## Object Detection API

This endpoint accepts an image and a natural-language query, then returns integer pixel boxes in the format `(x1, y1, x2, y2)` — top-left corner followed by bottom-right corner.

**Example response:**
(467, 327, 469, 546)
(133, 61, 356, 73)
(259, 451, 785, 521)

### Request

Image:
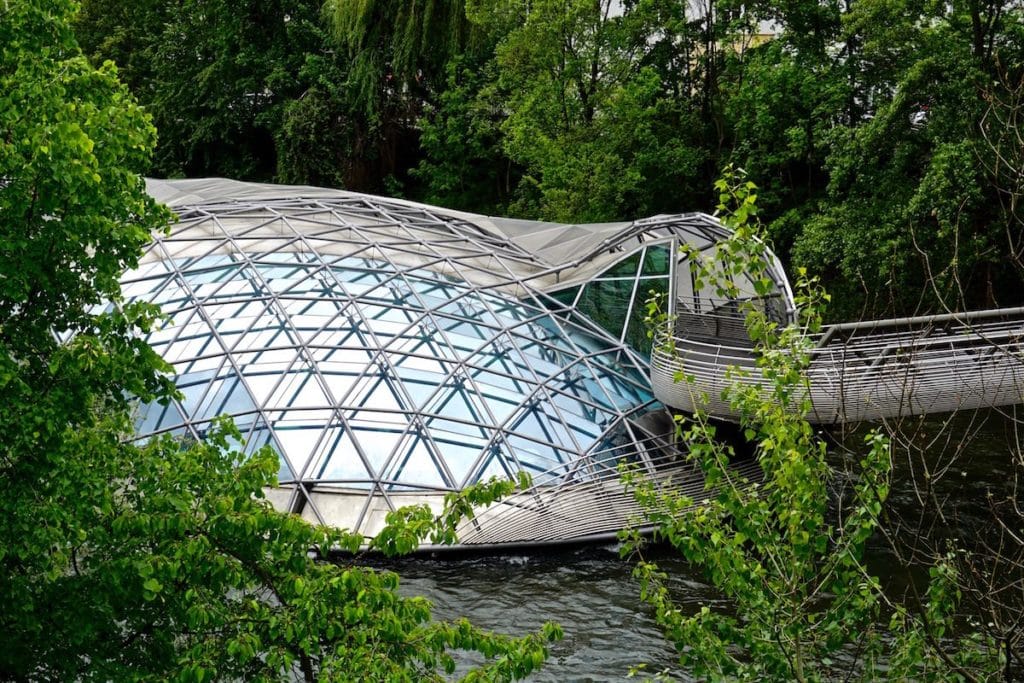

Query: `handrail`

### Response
(650, 305, 1024, 424)
(814, 305, 1024, 347)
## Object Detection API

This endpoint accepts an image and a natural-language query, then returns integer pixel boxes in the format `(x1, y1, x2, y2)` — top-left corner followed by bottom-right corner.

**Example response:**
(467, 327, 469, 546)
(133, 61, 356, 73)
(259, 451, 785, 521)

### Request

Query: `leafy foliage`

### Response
(789, 0, 1023, 316)
(323, 0, 481, 119)
(26, 418, 560, 681)
(1, 0, 174, 618)
(3, 2, 560, 679)
(70, 0, 1024, 314)
(622, 169, 1004, 681)
(413, 56, 517, 213)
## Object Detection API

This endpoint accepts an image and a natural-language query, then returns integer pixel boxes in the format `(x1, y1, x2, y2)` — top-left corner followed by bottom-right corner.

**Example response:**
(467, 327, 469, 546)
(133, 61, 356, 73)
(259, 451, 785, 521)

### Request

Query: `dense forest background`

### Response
(75, 0, 1024, 320)
(4, 2, 1023, 677)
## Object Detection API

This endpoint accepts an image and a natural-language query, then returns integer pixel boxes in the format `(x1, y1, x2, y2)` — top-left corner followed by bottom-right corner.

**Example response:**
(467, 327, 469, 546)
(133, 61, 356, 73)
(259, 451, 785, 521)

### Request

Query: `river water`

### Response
(387, 408, 1023, 681)
(392, 544, 700, 681)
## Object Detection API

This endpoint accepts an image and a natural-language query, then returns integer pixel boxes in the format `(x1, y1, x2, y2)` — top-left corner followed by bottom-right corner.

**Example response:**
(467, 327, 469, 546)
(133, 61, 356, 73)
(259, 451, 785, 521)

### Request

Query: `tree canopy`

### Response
(73, 0, 1024, 316)
(2, 1, 559, 678)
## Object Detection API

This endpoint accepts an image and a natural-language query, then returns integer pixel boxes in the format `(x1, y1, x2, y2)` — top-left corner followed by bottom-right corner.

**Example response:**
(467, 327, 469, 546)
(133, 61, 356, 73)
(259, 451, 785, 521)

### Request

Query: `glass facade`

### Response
(555, 243, 673, 355)
(127, 252, 655, 493)
(126, 179, 790, 545)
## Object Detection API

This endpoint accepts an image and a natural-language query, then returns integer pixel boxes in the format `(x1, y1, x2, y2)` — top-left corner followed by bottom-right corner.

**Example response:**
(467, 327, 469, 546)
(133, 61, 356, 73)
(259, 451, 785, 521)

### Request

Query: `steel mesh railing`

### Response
(652, 305, 1024, 424)
(452, 433, 763, 548)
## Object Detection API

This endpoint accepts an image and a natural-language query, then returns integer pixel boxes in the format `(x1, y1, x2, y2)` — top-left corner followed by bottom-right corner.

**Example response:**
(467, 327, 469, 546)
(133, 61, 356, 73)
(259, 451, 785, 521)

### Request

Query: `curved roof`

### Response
(144, 177, 792, 297)
(128, 178, 782, 545)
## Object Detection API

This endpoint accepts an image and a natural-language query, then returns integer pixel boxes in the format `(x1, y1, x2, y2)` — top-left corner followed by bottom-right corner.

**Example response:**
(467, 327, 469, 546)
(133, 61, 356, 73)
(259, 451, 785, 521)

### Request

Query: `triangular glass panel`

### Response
(424, 386, 481, 423)
(423, 416, 489, 443)
(242, 370, 281, 407)
(603, 251, 643, 278)
(544, 286, 580, 311)
(349, 420, 409, 477)
(509, 408, 566, 454)
(150, 279, 193, 309)
(291, 303, 347, 344)
(429, 439, 485, 488)
(547, 385, 600, 425)
(463, 375, 521, 423)
(230, 322, 294, 355)
(338, 268, 386, 297)
(189, 266, 250, 301)
(468, 446, 514, 485)
(409, 278, 461, 310)
(641, 244, 671, 276)
(176, 368, 220, 419)
(389, 347, 450, 376)
(434, 318, 490, 356)
(308, 319, 364, 348)
(269, 370, 329, 410)
(272, 421, 329, 478)
(387, 437, 448, 489)
(423, 417, 487, 481)
(135, 398, 187, 435)
(568, 413, 606, 444)
(476, 328, 543, 379)
(311, 427, 372, 483)
(534, 411, 575, 451)
(263, 264, 319, 294)
(165, 330, 221, 367)
(316, 369, 363, 406)
(346, 372, 411, 412)
(145, 306, 197, 349)
(194, 372, 257, 420)
(359, 303, 416, 340)
(579, 279, 636, 342)
(506, 435, 563, 476)
(393, 365, 441, 410)
(122, 272, 172, 302)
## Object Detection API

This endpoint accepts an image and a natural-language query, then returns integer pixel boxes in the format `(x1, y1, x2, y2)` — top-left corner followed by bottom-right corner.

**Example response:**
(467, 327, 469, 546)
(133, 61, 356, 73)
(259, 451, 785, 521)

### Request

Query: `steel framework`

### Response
(125, 179, 791, 547)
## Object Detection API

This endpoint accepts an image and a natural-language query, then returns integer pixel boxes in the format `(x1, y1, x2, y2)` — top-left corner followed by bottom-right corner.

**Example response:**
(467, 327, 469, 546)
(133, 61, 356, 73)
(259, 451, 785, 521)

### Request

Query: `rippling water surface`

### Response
(389, 545, 709, 681)
(381, 410, 1022, 681)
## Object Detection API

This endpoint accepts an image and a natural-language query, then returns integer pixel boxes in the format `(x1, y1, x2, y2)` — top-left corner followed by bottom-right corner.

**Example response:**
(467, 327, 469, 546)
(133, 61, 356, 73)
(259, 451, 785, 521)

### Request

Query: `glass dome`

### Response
(124, 179, 779, 547)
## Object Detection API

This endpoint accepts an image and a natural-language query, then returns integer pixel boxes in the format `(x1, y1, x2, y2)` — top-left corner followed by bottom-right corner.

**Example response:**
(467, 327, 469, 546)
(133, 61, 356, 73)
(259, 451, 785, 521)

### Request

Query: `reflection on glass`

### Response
(549, 244, 673, 357)
(128, 251, 656, 495)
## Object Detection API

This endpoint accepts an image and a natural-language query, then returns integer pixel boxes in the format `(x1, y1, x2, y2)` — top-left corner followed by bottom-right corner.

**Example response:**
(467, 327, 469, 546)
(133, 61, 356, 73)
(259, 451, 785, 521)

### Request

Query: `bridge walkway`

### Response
(650, 306, 1024, 424)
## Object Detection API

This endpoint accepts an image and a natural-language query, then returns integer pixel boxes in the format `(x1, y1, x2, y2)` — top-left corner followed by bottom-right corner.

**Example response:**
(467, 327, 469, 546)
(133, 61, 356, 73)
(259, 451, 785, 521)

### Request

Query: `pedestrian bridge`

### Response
(651, 304, 1024, 424)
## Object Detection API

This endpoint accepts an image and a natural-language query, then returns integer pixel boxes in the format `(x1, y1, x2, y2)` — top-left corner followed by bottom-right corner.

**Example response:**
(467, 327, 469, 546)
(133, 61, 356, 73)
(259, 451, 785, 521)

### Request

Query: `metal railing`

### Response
(652, 305, 1024, 424)
(452, 433, 763, 547)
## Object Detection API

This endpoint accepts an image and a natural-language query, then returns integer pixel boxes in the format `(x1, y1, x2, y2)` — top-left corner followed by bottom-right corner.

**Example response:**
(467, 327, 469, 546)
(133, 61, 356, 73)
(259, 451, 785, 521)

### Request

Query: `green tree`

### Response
(274, 53, 362, 189)
(76, 0, 337, 181)
(2, 0, 177, 669)
(790, 0, 1024, 317)
(323, 0, 483, 119)
(2, 1, 559, 678)
(77, 0, 430, 192)
(624, 170, 1003, 680)
(413, 56, 518, 213)
(73, 0, 171, 97)
(719, 0, 849, 255)
(463, 0, 708, 222)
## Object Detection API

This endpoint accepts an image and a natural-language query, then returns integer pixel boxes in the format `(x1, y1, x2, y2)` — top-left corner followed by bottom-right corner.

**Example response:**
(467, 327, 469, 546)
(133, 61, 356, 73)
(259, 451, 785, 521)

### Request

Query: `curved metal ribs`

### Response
(652, 306, 1024, 424)
(452, 435, 763, 548)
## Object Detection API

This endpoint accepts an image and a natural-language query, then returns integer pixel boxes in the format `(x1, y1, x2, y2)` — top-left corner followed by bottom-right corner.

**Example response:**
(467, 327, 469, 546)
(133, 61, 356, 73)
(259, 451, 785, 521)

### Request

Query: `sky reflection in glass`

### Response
(127, 251, 656, 493)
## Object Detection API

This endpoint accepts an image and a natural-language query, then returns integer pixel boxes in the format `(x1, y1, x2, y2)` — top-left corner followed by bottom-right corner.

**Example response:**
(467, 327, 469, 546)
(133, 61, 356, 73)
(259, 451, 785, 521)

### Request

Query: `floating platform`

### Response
(129, 179, 782, 548)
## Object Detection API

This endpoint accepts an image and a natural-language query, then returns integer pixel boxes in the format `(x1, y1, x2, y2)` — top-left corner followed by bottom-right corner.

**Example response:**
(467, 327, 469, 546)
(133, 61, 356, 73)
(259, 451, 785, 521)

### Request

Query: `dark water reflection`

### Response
(382, 409, 1022, 681)
(389, 545, 711, 681)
